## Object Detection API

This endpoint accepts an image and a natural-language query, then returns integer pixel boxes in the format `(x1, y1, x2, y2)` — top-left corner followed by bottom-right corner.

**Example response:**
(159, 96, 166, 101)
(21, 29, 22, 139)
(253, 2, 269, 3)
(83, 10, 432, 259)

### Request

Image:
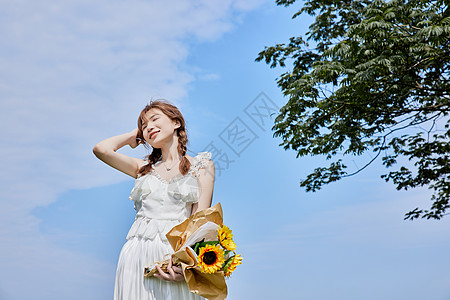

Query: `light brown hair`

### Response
(136, 100, 191, 176)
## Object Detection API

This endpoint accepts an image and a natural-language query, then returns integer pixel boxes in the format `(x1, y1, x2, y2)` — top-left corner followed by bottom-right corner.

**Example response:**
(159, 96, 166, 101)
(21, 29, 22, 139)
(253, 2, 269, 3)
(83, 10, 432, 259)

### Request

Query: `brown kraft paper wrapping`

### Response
(145, 203, 227, 300)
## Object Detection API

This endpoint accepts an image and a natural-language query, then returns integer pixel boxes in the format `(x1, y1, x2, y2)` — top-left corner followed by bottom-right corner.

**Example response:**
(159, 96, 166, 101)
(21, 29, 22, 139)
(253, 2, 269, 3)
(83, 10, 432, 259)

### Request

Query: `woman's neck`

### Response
(159, 137, 181, 163)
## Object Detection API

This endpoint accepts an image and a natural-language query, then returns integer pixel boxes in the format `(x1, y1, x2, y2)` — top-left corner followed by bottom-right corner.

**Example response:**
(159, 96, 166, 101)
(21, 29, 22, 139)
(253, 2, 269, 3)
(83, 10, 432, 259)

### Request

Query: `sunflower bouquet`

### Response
(144, 203, 242, 300)
(193, 224, 242, 277)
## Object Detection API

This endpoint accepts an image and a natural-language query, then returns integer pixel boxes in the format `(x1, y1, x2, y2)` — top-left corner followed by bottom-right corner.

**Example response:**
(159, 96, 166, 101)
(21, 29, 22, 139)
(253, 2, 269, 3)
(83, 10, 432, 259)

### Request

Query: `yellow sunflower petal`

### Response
(218, 225, 236, 251)
(221, 239, 237, 251)
(218, 225, 233, 241)
(197, 244, 225, 274)
(225, 254, 243, 277)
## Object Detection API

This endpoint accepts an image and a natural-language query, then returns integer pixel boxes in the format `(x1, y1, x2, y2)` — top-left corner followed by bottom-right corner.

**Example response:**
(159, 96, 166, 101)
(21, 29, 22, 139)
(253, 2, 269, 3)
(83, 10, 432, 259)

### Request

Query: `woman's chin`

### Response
(149, 139, 164, 149)
(148, 134, 176, 149)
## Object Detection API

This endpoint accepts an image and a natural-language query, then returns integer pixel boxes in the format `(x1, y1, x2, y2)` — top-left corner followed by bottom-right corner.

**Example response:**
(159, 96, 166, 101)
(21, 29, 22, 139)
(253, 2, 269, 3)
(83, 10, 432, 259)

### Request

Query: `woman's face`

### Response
(141, 108, 180, 148)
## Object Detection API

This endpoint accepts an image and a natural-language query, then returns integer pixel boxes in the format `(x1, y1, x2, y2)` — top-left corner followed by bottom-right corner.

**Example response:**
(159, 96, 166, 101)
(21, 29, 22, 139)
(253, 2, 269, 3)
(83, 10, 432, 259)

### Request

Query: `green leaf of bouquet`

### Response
(192, 243, 200, 254)
(192, 240, 219, 254)
(222, 255, 235, 272)
(197, 241, 219, 248)
(192, 238, 206, 254)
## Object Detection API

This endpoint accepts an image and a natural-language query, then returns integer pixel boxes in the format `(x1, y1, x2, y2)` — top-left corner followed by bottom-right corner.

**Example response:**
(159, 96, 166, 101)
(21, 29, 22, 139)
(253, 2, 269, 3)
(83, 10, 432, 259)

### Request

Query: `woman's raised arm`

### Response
(93, 128, 146, 178)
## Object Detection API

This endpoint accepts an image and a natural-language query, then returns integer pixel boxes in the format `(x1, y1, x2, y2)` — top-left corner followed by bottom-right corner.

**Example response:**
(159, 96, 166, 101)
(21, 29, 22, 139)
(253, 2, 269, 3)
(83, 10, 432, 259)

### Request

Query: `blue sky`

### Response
(1, 1, 450, 299)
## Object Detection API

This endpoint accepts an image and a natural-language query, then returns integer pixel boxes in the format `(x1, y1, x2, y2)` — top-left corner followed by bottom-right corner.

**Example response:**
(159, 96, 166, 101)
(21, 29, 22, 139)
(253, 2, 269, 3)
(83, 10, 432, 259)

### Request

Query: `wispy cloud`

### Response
(233, 188, 450, 299)
(0, 0, 266, 298)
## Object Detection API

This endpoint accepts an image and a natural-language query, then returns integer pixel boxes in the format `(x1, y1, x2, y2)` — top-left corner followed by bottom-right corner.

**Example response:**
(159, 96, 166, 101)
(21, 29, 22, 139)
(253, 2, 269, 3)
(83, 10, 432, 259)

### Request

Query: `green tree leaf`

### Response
(257, 0, 450, 220)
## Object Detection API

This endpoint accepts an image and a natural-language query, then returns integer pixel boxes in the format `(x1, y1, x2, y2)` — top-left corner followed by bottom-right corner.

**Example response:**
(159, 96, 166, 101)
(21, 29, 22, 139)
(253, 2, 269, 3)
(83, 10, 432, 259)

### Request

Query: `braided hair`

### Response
(136, 100, 191, 176)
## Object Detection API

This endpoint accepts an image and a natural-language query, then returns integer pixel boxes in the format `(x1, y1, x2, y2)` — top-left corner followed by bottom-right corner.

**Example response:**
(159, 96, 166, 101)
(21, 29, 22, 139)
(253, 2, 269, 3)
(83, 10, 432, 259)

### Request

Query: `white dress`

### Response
(114, 152, 212, 300)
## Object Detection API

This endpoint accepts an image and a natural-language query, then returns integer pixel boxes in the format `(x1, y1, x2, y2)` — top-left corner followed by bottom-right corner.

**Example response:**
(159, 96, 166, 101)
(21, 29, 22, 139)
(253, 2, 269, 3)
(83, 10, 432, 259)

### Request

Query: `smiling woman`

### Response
(93, 99, 215, 300)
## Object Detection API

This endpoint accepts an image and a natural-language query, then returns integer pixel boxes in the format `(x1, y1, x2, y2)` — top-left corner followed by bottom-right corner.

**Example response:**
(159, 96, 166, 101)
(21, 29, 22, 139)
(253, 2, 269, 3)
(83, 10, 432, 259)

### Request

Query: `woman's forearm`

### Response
(93, 130, 137, 155)
(92, 129, 143, 178)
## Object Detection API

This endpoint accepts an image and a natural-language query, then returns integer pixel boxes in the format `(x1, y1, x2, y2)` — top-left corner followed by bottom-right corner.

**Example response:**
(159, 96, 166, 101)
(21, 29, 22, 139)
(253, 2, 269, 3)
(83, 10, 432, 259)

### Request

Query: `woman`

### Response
(93, 100, 215, 299)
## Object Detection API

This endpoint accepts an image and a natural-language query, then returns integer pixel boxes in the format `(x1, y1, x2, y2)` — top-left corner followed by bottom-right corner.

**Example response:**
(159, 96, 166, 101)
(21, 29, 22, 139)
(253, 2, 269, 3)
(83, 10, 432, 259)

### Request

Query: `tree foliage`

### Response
(256, 0, 450, 220)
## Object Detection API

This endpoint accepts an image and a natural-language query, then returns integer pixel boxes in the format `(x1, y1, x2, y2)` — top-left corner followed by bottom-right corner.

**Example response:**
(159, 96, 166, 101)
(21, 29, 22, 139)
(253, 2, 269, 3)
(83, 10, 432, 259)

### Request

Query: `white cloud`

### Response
(234, 188, 450, 299)
(0, 0, 267, 298)
(198, 72, 221, 81)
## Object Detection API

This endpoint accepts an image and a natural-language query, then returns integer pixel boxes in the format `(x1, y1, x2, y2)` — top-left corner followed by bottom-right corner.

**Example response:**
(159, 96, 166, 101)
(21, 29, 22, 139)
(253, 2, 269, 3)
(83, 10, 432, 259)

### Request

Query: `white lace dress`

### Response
(113, 152, 212, 300)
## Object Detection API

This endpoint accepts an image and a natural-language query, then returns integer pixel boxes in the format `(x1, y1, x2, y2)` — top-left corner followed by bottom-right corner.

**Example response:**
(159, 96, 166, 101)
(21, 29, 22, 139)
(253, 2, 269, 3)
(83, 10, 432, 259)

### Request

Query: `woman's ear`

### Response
(174, 120, 181, 129)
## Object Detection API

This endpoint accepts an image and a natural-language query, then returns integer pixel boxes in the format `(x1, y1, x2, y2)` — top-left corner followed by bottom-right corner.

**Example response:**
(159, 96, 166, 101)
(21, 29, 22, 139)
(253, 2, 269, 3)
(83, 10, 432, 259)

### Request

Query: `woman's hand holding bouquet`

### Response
(144, 203, 242, 300)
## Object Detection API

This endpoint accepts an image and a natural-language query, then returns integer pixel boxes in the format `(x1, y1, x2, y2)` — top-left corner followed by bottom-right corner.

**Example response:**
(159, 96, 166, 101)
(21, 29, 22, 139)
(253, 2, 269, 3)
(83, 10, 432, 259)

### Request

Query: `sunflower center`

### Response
(203, 251, 217, 265)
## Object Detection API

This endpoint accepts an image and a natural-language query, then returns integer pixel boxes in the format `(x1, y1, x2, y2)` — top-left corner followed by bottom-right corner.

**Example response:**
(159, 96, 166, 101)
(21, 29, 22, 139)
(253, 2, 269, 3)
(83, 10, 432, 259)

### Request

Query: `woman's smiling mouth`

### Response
(149, 131, 159, 139)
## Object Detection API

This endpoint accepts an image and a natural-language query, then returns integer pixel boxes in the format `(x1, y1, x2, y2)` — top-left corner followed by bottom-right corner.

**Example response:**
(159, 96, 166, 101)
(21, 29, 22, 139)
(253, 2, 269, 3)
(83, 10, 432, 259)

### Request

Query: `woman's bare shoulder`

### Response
(185, 154, 195, 164)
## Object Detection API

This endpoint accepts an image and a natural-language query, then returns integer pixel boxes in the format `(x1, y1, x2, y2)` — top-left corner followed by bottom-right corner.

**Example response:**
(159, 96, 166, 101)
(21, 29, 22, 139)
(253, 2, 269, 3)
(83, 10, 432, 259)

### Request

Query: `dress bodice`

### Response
(126, 152, 212, 242)
(115, 151, 212, 300)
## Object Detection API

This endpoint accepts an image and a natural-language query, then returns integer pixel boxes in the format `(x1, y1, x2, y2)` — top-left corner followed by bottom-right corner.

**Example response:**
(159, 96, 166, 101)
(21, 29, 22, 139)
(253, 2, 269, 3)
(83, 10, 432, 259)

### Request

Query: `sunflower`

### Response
(224, 254, 243, 277)
(217, 225, 236, 251)
(197, 244, 225, 274)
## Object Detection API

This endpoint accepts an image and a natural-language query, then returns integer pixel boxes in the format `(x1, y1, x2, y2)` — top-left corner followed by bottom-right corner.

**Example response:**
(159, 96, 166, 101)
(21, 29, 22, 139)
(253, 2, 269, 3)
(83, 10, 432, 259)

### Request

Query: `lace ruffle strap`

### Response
(191, 151, 212, 177)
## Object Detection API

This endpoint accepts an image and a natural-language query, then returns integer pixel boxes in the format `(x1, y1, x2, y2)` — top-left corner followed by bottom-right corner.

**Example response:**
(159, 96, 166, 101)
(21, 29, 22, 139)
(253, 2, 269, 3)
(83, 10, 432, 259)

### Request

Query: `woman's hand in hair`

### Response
(92, 129, 146, 178)
(129, 128, 142, 149)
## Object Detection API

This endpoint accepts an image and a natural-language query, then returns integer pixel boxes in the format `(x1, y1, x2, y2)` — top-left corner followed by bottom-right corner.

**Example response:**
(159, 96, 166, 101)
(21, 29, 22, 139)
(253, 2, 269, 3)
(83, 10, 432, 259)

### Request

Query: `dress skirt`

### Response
(113, 218, 204, 300)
